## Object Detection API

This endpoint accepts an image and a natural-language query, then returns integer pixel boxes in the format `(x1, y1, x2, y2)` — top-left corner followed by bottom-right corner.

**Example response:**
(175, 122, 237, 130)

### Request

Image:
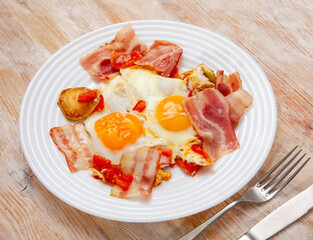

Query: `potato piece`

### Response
(57, 87, 100, 121)
(179, 63, 216, 93)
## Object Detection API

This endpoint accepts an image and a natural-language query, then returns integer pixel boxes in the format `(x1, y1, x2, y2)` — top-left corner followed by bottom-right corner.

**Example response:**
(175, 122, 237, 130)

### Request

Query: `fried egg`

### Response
(85, 67, 205, 165)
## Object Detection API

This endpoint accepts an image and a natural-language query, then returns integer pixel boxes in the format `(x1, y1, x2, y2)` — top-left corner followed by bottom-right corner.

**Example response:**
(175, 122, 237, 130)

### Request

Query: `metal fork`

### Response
(178, 146, 310, 240)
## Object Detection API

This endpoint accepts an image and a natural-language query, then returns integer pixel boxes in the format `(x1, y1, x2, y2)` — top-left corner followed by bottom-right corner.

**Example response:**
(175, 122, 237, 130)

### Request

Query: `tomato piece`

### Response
(78, 90, 98, 102)
(190, 143, 208, 158)
(93, 94, 104, 112)
(92, 175, 101, 180)
(175, 158, 201, 177)
(190, 143, 213, 164)
(161, 148, 172, 158)
(111, 51, 142, 69)
(93, 155, 112, 172)
(102, 168, 133, 191)
(92, 155, 133, 191)
(132, 100, 146, 112)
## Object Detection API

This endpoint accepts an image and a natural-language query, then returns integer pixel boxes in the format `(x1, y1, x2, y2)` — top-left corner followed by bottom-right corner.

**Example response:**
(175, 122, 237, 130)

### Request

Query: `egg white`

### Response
(120, 68, 189, 110)
(121, 68, 197, 148)
(85, 67, 200, 165)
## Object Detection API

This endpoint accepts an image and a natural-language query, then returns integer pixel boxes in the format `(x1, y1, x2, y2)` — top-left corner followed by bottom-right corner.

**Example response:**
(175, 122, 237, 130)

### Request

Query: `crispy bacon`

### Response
(159, 148, 173, 168)
(94, 59, 120, 80)
(49, 123, 94, 172)
(215, 70, 224, 90)
(80, 24, 147, 80)
(216, 71, 242, 96)
(169, 66, 179, 78)
(228, 72, 242, 91)
(111, 24, 147, 54)
(135, 40, 182, 77)
(80, 46, 112, 72)
(226, 89, 253, 127)
(111, 146, 172, 198)
(182, 88, 240, 162)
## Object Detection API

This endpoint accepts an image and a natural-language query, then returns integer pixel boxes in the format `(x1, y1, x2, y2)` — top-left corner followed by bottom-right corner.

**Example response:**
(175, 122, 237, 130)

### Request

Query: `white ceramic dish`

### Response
(19, 20, 277, 222)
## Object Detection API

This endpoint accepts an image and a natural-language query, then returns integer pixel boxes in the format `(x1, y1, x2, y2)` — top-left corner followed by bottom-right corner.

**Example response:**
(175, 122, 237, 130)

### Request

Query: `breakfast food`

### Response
(50, 24, 253, 199)
(135, 40, 182, 77)
(57, 87, 101, 121)
(50, 122, 95, 172)
(179, 63, 216, 93)
(80, 23, 148, 80)
(183, 88, 240, 161)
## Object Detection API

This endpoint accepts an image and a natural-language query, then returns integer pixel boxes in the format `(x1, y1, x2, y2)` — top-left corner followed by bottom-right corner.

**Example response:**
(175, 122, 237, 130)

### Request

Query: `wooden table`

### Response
(1, 0, 312, 239)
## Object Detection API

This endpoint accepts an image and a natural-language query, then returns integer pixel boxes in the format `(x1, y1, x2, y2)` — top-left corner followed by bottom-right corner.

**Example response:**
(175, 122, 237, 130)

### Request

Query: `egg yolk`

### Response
(156, 95, 191, 131)
(94, 112, 143, 151)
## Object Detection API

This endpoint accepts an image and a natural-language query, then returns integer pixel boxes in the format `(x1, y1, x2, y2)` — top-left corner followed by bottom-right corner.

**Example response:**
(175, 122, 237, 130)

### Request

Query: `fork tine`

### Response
(268, 157, 310, 197)
(264, 153, 306, 193)
(257, 145, 299, 187)
(261, 149, 302, 189)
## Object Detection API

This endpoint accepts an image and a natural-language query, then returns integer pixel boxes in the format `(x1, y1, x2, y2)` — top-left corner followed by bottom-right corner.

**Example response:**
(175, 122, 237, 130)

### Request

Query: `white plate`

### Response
(19, 20, 277, 222)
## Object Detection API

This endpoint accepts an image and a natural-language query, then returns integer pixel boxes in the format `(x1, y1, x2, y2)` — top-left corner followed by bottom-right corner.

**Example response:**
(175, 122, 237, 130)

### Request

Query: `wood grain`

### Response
(0, 0, 312, 239)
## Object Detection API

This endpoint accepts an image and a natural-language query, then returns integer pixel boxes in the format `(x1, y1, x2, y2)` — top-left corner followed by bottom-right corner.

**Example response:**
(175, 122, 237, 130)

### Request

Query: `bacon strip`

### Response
(49, 123, 94, 172)
(183, 88, 239, 161)
(111, 146, 172, 198)
(80, 24, 147, 80)
(215, 70, 224, 90)
(216, 71, 242, 96)
(159, 148, 173, 168)
(135, 40, 183, 77)
(226, 89, 253, 127)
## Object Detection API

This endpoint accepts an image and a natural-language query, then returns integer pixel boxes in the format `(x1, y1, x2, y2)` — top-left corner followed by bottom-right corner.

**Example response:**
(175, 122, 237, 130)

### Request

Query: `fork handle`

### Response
(178, 199, 246, 240)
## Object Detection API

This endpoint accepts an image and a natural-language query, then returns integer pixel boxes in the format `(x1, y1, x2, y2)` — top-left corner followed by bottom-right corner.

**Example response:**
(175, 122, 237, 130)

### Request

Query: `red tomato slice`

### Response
(188, 89, 193, 97)
(132, 100, 146, 112)
(190, 143, 208, 159)
(92, 155, 133, 191)
(102, 168, 133, 191)
(93, 155, 112, 172)
(190, 143, 213, 165)
(175, 158, 201, 177)
(78, 90, 98, 102)
(93, 94, 104, 112)
(161, 148, 172, 158)
(111, 51, 142, 69)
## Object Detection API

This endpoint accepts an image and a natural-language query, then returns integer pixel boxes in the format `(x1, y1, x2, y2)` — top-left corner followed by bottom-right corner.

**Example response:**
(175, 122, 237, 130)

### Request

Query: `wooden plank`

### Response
(0, 0, 312, 239)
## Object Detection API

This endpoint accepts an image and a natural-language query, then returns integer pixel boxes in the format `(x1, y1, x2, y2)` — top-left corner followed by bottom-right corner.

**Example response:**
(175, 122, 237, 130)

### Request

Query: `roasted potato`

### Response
(57, 87, 100, 121)
(179, 63, 216, 93)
